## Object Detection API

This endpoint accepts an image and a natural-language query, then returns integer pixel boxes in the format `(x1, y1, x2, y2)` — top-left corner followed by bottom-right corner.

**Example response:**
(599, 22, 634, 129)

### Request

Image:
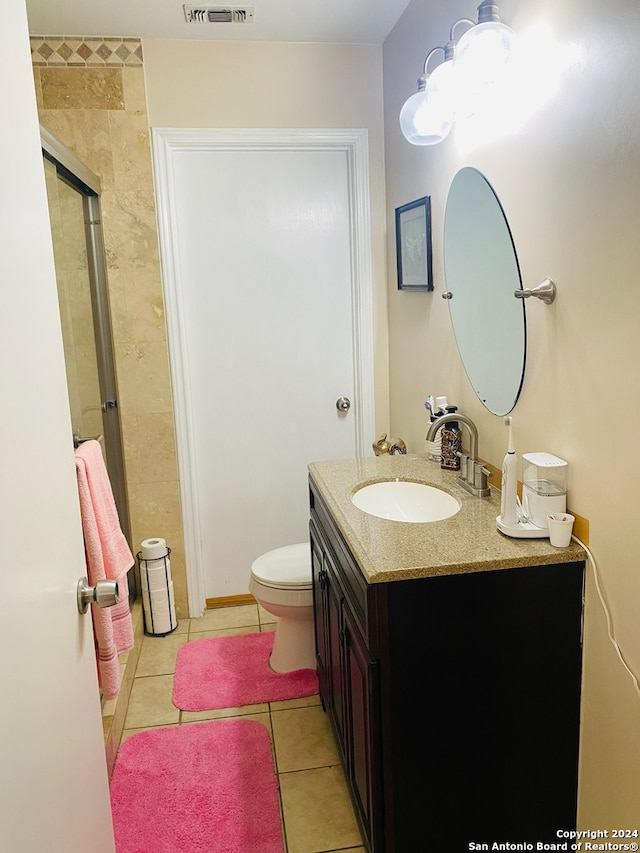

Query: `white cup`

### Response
(547, 513, 575, 547)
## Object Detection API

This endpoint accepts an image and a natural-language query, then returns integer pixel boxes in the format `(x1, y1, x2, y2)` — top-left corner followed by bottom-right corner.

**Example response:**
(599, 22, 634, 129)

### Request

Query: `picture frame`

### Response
(395, 196, 433, 291)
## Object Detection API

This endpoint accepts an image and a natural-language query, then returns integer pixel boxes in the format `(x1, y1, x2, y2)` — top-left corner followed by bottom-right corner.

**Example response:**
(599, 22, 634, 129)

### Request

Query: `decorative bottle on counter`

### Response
(440, 406, 461, 470)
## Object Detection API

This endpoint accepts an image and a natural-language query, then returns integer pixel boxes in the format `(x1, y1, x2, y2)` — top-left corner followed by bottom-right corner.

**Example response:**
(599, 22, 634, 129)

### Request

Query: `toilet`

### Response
(249, 543, 315, 673)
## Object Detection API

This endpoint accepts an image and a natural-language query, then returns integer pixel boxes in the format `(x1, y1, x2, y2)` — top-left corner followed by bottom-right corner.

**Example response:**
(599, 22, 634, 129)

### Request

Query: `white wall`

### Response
(384, 0, 640, 825)
(142, 39, 390, 433)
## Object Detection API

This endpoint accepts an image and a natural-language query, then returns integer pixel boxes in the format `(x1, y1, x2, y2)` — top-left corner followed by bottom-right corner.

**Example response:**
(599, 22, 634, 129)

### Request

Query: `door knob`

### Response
(77, 577, 119, 615)
(336, 397, 351, 412)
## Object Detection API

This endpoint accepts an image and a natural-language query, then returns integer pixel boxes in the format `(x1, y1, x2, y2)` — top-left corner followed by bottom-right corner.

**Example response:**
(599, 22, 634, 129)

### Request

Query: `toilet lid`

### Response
(251, 543, 312, 588)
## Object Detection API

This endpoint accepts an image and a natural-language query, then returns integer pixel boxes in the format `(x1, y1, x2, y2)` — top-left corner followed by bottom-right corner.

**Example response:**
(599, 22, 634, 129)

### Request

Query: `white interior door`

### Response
(1, 4, 115, 850)
(154, 130, 374, 604)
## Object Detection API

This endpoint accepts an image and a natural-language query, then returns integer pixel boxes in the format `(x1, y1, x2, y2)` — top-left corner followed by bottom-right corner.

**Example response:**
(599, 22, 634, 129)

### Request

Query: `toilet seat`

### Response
(250, 543, 311, 590)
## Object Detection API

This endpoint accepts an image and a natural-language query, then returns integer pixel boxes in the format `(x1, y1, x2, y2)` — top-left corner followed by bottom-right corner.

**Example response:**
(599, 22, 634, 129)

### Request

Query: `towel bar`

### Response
(73, 433, 104, 448)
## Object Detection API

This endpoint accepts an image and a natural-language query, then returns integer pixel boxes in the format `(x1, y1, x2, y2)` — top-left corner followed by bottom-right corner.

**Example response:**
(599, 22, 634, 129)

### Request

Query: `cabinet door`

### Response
(310, 521, 346, 756)
(343, 601, 380, 852)
(326, 549, 347, 755)
(310, 522, 330, 697)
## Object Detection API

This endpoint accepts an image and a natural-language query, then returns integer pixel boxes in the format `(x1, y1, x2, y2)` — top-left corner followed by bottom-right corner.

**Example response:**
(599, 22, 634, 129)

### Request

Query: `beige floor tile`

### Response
(102, 695, 118, 717)
(171, 619, 189, 635)
(120, 713, 272, 746)
(280, 765, 363, 853)
(124, 674, 180, 728)
(120, 723, 175, 745)
(135, 632, 187, 677)
(180, 702, 269, 723)
(188, 604, 259, 633)
(260, 621, 278, 632)
(272, 705, 340, 773)
(270, 694, 321, 712)
(257, 603, 275, 624)
(185, 625, 258, 642)
(182, 711, 273, 736)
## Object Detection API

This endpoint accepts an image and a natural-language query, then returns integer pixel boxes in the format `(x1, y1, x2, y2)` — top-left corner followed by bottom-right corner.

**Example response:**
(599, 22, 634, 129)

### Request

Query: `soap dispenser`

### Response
(440, 406, 461, 470)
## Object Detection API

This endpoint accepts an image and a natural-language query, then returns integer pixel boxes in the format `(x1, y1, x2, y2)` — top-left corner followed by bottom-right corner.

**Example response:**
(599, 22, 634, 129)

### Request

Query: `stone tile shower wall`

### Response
(32, 36, 188, 618)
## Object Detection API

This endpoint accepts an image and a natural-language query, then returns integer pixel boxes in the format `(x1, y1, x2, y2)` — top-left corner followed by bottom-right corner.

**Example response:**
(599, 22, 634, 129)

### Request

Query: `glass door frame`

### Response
(41, 125, 132, 550)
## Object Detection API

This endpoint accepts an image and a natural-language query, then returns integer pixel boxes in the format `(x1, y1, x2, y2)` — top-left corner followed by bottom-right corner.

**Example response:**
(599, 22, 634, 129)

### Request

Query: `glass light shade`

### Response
(399, 75, 453, 146)
(454, 21, 519, 117)
(425, 59, 456, 130)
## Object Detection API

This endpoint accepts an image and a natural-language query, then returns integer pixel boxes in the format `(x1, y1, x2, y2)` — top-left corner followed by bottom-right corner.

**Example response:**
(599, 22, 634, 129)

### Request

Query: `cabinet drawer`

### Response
(309, 478, 369, 641)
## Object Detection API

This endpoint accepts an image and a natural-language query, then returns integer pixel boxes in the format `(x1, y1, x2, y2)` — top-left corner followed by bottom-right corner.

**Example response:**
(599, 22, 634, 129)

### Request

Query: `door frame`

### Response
(152, 128, 375, 616)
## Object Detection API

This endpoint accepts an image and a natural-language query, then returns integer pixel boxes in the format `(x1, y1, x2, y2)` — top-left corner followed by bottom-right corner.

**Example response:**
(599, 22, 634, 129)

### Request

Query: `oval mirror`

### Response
(443, 167, 526, 415)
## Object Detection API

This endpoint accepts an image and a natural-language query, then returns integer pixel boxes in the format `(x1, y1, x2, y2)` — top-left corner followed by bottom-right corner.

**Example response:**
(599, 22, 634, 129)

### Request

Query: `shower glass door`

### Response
(44, 158, 104, 447)
(41, 128, 132, 556)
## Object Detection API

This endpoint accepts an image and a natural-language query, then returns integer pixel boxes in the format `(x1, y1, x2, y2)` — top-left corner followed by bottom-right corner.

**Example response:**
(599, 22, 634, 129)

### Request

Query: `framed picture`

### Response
(395, 196, 433, 291)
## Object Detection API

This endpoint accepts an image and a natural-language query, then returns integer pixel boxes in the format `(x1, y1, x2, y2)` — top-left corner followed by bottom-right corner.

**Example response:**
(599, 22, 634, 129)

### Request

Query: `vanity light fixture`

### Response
(454, 0, 519, 118)
(399, 1, 518, 145)
(399, 46, 452, 146)
(399, 18, 474, 146)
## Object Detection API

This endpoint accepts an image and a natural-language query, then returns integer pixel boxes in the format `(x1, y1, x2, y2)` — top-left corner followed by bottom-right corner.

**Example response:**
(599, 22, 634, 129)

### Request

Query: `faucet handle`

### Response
(474, 462, 492, 491)
(456, 452, 470, 482)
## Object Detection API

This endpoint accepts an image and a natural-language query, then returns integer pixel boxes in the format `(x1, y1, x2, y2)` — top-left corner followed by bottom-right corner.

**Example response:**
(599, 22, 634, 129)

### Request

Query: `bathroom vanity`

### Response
(308, 455, 586, 853)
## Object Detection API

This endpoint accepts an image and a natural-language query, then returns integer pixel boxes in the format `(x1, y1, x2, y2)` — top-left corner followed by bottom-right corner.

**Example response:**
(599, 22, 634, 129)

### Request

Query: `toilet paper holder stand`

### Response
(137, 545, 178, 636)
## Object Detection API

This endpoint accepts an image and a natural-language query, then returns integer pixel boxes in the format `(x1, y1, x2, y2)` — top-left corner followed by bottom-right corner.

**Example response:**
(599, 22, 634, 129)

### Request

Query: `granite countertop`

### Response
(308, 454, 586, 584)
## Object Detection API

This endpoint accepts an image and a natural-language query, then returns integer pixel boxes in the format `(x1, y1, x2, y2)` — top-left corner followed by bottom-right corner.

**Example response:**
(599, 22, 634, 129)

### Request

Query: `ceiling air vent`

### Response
(183, 5, 255, 24)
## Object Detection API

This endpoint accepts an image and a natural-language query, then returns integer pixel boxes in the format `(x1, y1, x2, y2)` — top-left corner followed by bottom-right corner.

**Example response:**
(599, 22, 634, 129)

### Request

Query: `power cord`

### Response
(572, 534, 640, 700)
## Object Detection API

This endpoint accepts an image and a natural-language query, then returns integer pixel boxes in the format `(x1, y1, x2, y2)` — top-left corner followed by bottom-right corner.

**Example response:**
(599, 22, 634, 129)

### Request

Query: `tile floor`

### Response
(116, 602, 366, 853)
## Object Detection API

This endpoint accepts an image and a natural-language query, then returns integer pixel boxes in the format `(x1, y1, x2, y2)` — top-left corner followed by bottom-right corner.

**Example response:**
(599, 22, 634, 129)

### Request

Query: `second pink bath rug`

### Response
(172, 630, 318, 711)
(110, 719, 284, 853)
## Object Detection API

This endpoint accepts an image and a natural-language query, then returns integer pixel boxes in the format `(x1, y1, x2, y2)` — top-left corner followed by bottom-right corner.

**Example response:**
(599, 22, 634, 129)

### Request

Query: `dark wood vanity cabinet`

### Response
(309, 478, 585, 853)
(311, 514, 381, 849)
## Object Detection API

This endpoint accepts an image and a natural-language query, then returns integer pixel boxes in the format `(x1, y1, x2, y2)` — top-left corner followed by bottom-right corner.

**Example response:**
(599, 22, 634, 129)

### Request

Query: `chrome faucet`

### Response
(426, 412, 491, 496)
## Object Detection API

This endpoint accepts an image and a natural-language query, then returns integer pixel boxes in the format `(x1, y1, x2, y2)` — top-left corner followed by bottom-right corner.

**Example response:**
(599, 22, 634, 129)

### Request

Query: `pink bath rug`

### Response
(110, 719, 284, 853)
(172, 630, 318, 711)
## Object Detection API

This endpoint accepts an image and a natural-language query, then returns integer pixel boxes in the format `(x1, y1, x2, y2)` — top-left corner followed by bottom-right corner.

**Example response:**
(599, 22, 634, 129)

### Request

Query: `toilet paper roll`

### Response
(148, 609, 177, 635)
(140, 537, 168, 560)
(149, 583, 175, 607)
(142, 583, 177, 634)
(141, 561, 172, 593)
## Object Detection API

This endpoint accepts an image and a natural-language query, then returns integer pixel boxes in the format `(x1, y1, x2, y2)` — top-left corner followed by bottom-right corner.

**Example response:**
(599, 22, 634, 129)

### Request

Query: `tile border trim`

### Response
(30, 35, 143, 67)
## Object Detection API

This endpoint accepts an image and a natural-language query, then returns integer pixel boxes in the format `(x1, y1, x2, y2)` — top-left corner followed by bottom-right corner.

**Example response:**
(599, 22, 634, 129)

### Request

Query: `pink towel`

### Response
(75, 440, 134, 699)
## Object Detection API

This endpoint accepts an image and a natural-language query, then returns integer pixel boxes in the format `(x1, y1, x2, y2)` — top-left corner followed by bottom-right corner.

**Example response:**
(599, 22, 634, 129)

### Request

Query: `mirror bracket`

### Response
(514, 278, 556, 305)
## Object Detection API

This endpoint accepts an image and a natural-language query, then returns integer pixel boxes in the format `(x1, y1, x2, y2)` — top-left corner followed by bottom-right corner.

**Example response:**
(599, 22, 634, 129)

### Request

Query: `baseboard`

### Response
(205, 593, 256, 610)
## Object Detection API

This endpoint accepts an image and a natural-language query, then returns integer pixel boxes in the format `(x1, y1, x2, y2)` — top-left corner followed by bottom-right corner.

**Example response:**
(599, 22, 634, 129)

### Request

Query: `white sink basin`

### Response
(351, 480, 460, 523)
